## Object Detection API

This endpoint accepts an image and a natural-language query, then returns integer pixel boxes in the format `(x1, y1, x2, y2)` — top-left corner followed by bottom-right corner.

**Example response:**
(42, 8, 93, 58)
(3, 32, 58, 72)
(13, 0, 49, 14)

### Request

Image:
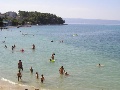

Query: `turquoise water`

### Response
(0, 24, 120, 90)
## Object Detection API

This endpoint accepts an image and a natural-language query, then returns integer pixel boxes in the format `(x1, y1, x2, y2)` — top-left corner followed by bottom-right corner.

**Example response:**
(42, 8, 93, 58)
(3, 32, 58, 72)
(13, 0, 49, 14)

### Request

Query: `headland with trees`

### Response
(0, 10, 65, 27)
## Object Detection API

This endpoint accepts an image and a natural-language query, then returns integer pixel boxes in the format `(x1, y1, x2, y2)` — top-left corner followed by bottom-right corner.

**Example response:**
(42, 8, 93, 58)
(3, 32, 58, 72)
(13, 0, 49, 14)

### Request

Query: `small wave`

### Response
(1, 77, 17, 85)
(1, 77, 39, 89)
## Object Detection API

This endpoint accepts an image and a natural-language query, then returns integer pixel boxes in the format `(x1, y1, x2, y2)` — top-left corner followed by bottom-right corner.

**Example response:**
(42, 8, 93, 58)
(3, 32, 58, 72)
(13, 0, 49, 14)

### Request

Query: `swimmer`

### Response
(60, 40, 63, 43)
(17, 70, 22, 81)
(51, 53, 55, 60)
(36, 72, 39, 79)
(97, 63, 104, 67)
(4, 45, 7, 48)
(32, 44, 35, 49)
(51, 54, 54, 60)
(12, 46, 14, 50)
(18, 60, 23, 71)
(59, 66, 65, 74)
(41, 74, 45, 83)
(30, 67, 33, 73)
(65, 72, 69, 76)
(20, 49, 24, 52)
(99, 63, 101, 66)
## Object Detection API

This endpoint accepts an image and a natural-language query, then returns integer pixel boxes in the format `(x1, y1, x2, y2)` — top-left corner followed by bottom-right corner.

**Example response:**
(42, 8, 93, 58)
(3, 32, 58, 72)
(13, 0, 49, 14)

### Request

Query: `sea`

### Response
(0, 20, 120, 90)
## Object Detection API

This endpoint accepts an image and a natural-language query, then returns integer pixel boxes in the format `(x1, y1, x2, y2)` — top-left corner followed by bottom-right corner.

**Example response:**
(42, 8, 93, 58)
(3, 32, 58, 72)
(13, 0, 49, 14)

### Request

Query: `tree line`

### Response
(0, 10, 65, 26)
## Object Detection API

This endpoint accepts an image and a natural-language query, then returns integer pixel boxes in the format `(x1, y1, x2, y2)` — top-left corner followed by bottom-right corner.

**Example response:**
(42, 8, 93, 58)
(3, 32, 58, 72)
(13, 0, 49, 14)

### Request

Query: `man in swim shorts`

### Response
(18, 60, 23, 71)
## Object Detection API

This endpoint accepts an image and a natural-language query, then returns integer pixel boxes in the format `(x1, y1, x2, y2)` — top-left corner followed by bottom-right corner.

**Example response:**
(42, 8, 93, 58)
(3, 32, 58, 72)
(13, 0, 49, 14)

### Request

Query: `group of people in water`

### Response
(35, 72, 45, 83)
(2, 36, 69, 84)
(12, 44, 16, 50)
(17, 60, 45, 83)
(17, 53, 69, 83)
(17, 60, 23, 81)
(59, 66, 69, 76)
(4, 43, 35, 52)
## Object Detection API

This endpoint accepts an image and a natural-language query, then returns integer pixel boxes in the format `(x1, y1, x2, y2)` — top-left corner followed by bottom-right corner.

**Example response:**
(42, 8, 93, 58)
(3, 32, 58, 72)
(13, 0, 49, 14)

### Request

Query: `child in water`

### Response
(32, 44, 35, 49)
(17, 70, 22, 81)
(36, 72, 39, 79)
(41, 74, 45, 83)
(30, 67, 33, 73)
(65, 72, 69, 76)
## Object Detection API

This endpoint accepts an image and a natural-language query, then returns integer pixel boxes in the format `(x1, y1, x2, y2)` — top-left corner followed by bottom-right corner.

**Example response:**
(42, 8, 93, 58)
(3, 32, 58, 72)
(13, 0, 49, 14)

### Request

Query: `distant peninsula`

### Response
(0, 10, 65, 27)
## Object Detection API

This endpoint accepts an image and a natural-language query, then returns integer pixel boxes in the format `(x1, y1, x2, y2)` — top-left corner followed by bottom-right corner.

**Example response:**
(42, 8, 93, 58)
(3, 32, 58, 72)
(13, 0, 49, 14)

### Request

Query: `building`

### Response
(5, 11, 17, 18)
(0, 13, 5, 18)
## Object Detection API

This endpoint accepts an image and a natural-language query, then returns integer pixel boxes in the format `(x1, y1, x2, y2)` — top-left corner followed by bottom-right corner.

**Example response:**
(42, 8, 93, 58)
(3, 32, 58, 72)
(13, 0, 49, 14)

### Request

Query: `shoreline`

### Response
(0, 78, 38, 90)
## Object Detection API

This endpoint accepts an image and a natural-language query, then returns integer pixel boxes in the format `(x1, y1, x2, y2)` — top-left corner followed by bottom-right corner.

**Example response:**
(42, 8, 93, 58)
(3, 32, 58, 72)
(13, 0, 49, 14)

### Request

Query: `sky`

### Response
(0, 0, 120, 20)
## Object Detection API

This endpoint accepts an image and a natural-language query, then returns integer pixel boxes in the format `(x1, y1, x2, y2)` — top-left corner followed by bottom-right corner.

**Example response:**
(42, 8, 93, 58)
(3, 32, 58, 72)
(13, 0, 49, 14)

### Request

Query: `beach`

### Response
(0, 24, 120, 90)
(0, 79, 36, 90)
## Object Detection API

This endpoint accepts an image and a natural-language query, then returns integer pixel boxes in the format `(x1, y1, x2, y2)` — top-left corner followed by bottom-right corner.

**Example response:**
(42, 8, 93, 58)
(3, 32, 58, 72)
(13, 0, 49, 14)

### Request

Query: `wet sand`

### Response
(0, 80, 38, 90)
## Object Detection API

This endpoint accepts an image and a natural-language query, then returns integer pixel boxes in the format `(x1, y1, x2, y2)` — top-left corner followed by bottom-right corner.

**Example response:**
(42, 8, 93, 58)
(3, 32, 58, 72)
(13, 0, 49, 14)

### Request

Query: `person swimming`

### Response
(65, 72, 69, 76)
(30, 67, 33, 73)
(32, 44, 35, 49)
(18, 60, 23, 71)
(4, 45, 7, 48)
(99, 64, 101, 66)
(17, 70, 22, 81)
(41, 74, 45, 83)
(12, 46, 14, 50)
(59, 66, 65, 74)
(51, 40, 53, 42)
(97, 63, 104, 67)
(36, 72, 39, 79)
(51, 53, 55, 60)
(20, 49, 24, 52)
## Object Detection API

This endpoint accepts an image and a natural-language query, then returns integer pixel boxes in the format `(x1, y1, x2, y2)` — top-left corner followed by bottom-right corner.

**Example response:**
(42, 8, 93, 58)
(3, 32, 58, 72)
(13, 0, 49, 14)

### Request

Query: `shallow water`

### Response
(0, 24, 120, 90)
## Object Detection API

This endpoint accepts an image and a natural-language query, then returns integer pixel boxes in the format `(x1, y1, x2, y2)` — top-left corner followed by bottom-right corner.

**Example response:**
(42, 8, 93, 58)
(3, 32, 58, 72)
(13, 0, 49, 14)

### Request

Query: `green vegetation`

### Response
(18, 10, 65, 25)
(0, 10, 65, 26)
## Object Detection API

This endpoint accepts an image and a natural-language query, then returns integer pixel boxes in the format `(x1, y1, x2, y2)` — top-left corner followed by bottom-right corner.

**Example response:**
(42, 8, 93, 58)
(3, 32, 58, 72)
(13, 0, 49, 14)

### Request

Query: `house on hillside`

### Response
(0, 13, 5, 18)
(5, 11, 17, 18)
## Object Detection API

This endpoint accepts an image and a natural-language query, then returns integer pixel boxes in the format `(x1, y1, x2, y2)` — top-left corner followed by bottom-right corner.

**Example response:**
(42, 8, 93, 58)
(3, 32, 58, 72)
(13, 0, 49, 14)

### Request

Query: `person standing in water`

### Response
(32, 44, 35, 49)
(18, 60, 23, 71)
(4, 45, 7, 48)
(12, 46, 14, 50)
(41, 74, 45, 83)
(36, 72, 39, 79)
(17, 70, 22, 81)
(51, 53, 55, 60)
(59, 66, 65, 74)
(30, 67, 33, 73)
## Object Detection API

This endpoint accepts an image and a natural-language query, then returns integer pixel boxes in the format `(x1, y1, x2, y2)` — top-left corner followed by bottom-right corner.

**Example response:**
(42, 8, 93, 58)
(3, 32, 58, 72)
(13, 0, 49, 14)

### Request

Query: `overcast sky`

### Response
(0, 0, 120, 20)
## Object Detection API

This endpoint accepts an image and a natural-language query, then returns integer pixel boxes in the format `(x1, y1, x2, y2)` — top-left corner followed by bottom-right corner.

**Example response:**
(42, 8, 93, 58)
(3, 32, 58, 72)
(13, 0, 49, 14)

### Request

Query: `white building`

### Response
(0, 13, 5, 18)
(5, 11, 17, 18)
